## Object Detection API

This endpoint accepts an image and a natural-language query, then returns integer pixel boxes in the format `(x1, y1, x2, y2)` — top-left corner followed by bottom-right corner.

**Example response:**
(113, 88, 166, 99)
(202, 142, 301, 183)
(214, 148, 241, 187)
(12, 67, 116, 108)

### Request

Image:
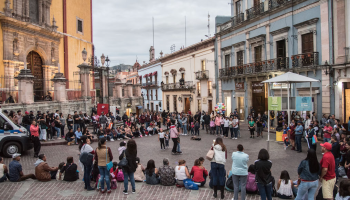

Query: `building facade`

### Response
(0, 0, 93, 102)
(160, 38, 216, 113)
(215, 0, 331, 120)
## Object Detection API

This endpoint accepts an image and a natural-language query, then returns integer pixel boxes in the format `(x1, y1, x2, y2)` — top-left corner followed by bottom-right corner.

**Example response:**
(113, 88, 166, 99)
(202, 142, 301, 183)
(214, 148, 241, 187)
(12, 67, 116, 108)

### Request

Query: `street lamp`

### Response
(189, 96, 193, 102)
(82, 48, 87, 63)
(178, 96, 182, 102)
(179, 78, 184, 86)
(106, 56, 110, 67)
(323, 60, 333, 75)
(101, 54, 106, 67)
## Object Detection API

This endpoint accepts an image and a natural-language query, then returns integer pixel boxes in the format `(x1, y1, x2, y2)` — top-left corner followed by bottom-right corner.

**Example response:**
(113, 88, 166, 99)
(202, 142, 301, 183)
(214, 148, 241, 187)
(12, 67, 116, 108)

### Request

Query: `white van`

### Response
(0, 109, 33, 157)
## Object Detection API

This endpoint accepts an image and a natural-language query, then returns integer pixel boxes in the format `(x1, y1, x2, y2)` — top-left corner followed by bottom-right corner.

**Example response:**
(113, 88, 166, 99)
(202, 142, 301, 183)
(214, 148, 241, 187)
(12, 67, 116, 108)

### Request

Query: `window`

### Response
(236, 0, 242, 14)
(29, 0, 39, 23)
(173, 75, 176, 83)
(198, 100, 202, 112)
(201, 60, 206, 71)
(155, 75, 157, 84)
(150, 90, 153, 100)
(225, 54, 230, 68)
(237, 51, 243, 66)
(302, 33, 314, 53)
(173, 96, 177, 112)
(155, 90, 158, 100)
(147, 104, 149, 110)
(181, 73, 185, 80)
(166, 76, 169, 84)
(147, 90, 149, 100)
(166, 96, 170, 111)
(122, 88, 125, 97)
(197, 82, 201, 96)
(208, 81, 212, 96)
(77, 18, 83, 34)
(254, 46, 262, 62)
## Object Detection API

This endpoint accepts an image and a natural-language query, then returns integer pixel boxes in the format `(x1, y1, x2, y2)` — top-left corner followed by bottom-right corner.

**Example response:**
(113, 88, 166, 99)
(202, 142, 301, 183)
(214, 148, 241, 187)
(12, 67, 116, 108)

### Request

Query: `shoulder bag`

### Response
(206, 147, 215, 161)
(118, 150, 128, 167)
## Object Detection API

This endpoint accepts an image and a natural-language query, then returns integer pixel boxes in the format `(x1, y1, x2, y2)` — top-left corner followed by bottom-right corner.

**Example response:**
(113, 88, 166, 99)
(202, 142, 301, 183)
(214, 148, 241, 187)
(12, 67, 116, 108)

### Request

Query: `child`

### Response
(147, 125, 153, 136)
(118, 141, 127, 156)
(210, 117, 215, 135)
(0, 157, 8, 182)
(158, 128, 166, 150)
(134, 157, 145, 182)
(283, 125, 290, 150)
(56, 162, 65, 181)
(277, 170, 293, 199)
(109, 162, 118, 189)
(194, 121, 200, 136)
(165, 131, 169, 148)
(190, 122, 195, 135)
(246, 164, 258, 194)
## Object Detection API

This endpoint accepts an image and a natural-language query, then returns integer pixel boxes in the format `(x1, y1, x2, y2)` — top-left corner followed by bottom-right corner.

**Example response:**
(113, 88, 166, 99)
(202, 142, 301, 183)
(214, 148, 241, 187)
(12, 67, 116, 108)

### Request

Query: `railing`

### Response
(232, 13, 244, 26)
(162, 81, 194, 91)
(291, 52, 319, 68)
(142, 81, 159, 87)
(269, 0, 290, 10)
(195, 70, 209, 80)
(246, 2, 264, 20)
(219, 57, 289, 79)
(208, 89, 212, 97)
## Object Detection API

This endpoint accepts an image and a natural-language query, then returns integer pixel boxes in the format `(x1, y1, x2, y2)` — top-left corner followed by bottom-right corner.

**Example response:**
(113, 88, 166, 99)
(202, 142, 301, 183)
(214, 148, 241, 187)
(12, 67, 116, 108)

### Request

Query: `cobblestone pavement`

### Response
(0, 126, 323, 200)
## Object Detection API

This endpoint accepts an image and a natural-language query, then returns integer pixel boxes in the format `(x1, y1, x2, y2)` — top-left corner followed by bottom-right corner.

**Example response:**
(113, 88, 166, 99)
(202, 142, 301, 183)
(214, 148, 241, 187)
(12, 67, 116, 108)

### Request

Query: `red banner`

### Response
(97, 103, 109, 115)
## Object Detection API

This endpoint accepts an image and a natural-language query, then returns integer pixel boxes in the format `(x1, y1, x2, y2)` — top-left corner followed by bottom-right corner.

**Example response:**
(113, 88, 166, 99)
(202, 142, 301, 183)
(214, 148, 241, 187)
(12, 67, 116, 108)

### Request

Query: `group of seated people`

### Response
(66, 127, 94, 145)
(0, 154, 79, 183)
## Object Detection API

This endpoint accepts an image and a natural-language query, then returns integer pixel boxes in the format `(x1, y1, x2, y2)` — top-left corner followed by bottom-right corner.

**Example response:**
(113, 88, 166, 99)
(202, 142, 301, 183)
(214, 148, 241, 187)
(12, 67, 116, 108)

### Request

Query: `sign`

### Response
(97, 103, 109, 115)
(235, 82, 244, 90)
(268, 97, 282, 110)
(296, 96, 312, 111)
(272, 83, 289, 89)
(253, 89, 263, 93)
(202, 97, 207, 104)
(252, 82, 264, 88)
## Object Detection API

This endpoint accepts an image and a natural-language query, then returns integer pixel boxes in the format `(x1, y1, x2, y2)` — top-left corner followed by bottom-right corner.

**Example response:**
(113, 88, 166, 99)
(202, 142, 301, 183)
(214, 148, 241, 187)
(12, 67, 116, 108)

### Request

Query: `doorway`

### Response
(208, 100, 212, 114)
(252, 82, 266, 116)
(126, 108, 132, 117)
(156, 105, 159, 112)
(151, 103, 154, 112)
(237, 97, 245, 120)
(184, 98, 190, 113)
(276, 40, 286, 69)
(225, 96, 231, 117)
(302, 33, 314, 66)
(27, 51, 44, 101)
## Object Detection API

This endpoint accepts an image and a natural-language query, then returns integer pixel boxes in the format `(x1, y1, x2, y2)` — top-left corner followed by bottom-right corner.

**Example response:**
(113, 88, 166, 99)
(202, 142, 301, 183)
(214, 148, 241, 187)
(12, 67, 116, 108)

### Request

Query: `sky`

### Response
(92, 0, 231, 66)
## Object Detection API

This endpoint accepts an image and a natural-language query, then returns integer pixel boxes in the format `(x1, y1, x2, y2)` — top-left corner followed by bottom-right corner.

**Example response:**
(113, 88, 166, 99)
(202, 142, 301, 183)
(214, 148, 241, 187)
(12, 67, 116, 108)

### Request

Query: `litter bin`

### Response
(276, 131, 283, 142)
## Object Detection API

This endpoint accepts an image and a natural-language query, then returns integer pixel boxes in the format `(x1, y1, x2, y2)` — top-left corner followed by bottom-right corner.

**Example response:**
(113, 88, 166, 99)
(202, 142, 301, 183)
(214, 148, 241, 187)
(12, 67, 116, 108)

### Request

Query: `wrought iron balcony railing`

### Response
(195, 70, 209, 80)
(291, 52, 319, 68)
(232, 13, 244, 27)
(246, 2, 264, 20)
(142, 81, 159, 87)
(219, 57, 289, 79)
(269, 0, 290, 10)
(161, 81, 194, 91)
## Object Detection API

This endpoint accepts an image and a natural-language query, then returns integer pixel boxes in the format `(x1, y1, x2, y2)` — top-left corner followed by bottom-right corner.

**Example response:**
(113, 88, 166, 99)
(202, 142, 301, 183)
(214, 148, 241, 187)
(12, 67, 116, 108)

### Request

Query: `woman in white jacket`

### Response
(210, 137, 227, 199)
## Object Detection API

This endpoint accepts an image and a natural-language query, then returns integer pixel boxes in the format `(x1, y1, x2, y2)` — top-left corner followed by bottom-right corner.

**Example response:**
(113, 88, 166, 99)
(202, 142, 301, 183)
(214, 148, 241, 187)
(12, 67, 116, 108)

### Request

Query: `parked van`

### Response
(0, 109, 33, 157)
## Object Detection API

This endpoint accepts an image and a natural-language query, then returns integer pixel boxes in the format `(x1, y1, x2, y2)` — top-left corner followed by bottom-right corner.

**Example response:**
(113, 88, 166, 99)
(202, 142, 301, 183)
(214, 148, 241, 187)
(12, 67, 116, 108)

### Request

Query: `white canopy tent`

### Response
(262, 72, 319, 150)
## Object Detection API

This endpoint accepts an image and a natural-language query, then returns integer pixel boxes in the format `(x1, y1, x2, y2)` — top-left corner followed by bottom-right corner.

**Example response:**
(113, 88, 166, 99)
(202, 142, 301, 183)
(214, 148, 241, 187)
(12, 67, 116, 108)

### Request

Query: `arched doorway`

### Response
(26, 51, 44, 101)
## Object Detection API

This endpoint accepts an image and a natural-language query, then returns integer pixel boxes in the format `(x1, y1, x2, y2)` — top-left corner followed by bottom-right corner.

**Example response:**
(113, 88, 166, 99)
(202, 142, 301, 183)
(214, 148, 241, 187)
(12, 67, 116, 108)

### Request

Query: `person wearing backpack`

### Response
(79, 136, 95, 191)
(231, 144, 249, 200)
(246, 164, 258, 194)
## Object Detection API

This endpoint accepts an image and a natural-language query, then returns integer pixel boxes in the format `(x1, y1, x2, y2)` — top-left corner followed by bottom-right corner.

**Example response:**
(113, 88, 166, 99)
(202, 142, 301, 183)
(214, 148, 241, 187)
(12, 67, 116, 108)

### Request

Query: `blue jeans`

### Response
(324, 137, 331, 143)
(335, 157, 340, 178)
(233, 128, 238, 138)
(183, 124, 188, 134)
(73, 124, 80, 133)
(123, 171, 135, 191)
(0, 173, 7, 182)
(216, 126, 220, 135)
(98, 166, 110, 190)
(177, 143, 181, 152)
(295, 180, 318, 200)
(295, 134, 302, 152)
(83, 164, 92, 189)
(25, 124, 31, 135)
(257, 182, 272, 200)
(210, 162, 225, 186)
(145, 122, 150, 129)
(230, 128, 234, 138)
(54, 127, 60, 138)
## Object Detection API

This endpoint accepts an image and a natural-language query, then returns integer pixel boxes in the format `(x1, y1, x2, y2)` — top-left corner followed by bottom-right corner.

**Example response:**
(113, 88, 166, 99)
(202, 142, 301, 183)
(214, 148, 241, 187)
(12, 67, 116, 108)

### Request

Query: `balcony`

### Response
(219, 57, 289, 79)
(142, 81, 159, 88)
(195, 70, 209, 80)
(162, 81, 194, 91)
(246, 2, 264, 20)
(291, 52, 319, 68)
(232, 13, 244, 27)
(208, 90, 212, 97)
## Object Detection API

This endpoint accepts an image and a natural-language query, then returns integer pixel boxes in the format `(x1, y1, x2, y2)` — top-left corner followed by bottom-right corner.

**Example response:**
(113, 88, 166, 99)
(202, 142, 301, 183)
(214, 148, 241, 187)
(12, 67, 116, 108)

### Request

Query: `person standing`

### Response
(231, 144, 249, 200)
(323, 122, 333, 143)
(182, 115, 188, 136)
(330, 135, 340, 180)
(223, 117, 229, 138)
(320, 142, 336, 200)
(73, 111, 80, 133)
(99, 112, 108, 130)
(119, 139, 138, 194)
(215, 114, 221, 136)
(306, 124, 316, 151)
(232, 115, 239, 139)
(255, 149, 273, 200)
(210, 137, 227, 199)
(270, 111, 275, 129)
(170, 122, 179, 154)
(30, 120, 41, 158)
(79, 136, 95, 190)
(203, 112, 211, 134)
(248, 117, 255, 138)
(59, 113, 66, 138)
(94, 138, 113, 193)
(295, 121, 304, 153)
(22, 111, 32, 133)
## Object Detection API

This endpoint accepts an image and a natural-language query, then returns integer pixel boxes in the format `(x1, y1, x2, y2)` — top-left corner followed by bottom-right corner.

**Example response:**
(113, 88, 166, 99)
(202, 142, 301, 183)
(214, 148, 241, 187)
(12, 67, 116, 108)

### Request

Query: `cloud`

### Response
(93, 0, 230, 66)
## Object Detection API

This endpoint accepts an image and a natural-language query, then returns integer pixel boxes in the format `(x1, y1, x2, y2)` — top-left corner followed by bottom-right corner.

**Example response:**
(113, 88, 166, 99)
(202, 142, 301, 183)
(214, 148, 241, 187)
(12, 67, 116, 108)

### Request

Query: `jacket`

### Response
(119, 149, 137, 173)
(94, 145, 113, 167)
(231, 151, 249, 176)
(30, 125, 39, 137)
(298, 160, 320, 181)
(331, 142, 341, 159)
(212, 144, 226, 165)
(99, 115, 107, 124)
(203, 115, 210, 124)
(295, 125, 303, 135)
(215, 117, 221, 126)
(170, 126, 178, 138)
(254, 159, 273, 185)
(22, 115, 32, 125)
(35, 160, 56, 182)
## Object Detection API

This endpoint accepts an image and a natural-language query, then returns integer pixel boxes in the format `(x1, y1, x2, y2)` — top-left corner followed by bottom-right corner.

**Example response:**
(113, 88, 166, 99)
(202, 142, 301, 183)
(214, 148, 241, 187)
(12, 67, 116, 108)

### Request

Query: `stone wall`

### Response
(109, 96, 143, 115)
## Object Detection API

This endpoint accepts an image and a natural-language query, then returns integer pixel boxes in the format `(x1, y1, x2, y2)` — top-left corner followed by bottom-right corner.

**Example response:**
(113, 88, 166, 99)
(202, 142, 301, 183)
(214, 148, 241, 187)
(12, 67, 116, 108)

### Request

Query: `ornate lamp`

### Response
(105, 56, 110, 67)
(179, 78, 184, 86)
(101, 54, 106, 66)
(82, 48, 87, 63)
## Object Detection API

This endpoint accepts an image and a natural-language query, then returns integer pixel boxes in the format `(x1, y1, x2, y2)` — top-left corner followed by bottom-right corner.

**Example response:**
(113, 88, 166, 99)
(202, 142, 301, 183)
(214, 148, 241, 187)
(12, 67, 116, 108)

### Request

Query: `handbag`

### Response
(118, 150, 128, 167)
(105, 146, 113, 171)
(206, 148, 215, 161)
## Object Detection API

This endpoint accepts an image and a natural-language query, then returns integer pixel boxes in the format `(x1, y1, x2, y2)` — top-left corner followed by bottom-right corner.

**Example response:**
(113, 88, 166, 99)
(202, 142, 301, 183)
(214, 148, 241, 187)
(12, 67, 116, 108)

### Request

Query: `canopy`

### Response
(262, 72, 319, 83)
(143, 74, 148, 78)
(139, 76, 142, 79)
(148, 73, 152, 76)
(152, 71, 157, 76)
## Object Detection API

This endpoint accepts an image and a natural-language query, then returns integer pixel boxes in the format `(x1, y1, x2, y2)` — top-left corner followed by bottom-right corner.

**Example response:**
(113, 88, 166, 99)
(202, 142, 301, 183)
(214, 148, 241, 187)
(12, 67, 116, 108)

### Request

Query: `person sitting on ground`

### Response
(97, 126, 105, 139)
(335, 179, 350, 200)
(56, 162, 65, 180)
(277, 170, 293, 199)
(145, 159, 160, 185)
(105, 127, 114, 141)
(124, 126, 133, 139)
(9, 153, 36, 182)
(34, 154, 59, 182)
(74, 127, 82, 145)
(134, 157, 145, 182)
(190, 159, 208, 187)
(82, 128, 94, 141)
(59, 157, 78, 182)
(66, 129, 75, 145)
(175, 159, 190, 187)
(158, 158, 176, 186)
(0, 157, 9, 182)
(118, 141, 127, 156)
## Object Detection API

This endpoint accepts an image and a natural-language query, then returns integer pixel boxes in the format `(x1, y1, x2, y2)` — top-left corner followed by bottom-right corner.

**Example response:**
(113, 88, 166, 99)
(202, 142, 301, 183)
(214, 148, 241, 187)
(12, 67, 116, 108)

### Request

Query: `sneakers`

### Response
(234, 138, 237, 139)
(117, 138, 121, 140)
(107, 190, 111, 193)
(123, 190, 128, 195)
(57, 138, 61, 140)
(110, 139, 114, 141)
(132, 189, 136, 194)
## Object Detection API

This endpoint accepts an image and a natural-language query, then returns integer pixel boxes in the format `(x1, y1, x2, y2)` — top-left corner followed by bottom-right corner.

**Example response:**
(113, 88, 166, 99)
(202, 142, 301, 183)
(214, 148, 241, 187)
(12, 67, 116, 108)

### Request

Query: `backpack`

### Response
(110, 179, 117, 189)
(116, 169, 124, 182)
(79, 145, 94, 166)
(246, 172, 258, 193)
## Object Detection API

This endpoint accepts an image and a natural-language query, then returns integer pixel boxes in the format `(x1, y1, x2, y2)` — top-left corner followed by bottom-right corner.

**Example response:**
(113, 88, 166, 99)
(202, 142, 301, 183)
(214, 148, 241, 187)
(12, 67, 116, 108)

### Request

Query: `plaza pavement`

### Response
(0, 125, 323, 200)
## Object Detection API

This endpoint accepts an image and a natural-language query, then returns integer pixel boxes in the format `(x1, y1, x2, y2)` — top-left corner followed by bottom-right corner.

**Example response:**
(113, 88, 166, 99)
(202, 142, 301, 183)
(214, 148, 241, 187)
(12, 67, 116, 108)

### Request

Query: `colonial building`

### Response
(0, 0, 93, 102)
(138, 46, 163, 112)
(160, 37, 216, 113)
(215, 0, 330, 120)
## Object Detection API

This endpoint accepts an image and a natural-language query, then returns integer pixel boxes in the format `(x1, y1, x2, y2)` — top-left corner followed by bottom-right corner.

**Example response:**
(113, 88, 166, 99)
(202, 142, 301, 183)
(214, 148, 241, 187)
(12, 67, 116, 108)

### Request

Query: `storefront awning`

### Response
(137, 105, 143, 109)
(143, 74, 148, 78)
(148, 72, 152, 76)
(139, 76, 142, 79)
(152, 71, 157, 76)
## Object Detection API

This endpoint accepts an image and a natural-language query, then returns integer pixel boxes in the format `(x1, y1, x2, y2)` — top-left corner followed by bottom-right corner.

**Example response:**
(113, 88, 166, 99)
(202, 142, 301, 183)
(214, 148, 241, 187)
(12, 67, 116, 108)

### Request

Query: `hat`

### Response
(12, 153, 21, 159)
(320, 142, 332, 151)
(25, 111, 29, 115)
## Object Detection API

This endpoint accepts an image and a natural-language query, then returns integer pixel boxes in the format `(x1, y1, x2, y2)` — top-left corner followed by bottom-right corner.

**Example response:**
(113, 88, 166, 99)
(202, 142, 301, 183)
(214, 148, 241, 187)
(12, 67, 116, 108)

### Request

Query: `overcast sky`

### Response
(92, 0, 230, 66)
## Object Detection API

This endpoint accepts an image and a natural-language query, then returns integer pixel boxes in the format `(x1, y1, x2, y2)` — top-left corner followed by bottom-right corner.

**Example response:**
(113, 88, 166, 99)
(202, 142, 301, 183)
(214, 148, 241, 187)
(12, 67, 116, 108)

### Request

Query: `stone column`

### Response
(77, 63, 92, 100)
(113, 79, 123, 99)
(15, 69, 34, 104)
(51, 73, 67, 102)
(126, 81, 133, 97)
(100, 67, 109, 103)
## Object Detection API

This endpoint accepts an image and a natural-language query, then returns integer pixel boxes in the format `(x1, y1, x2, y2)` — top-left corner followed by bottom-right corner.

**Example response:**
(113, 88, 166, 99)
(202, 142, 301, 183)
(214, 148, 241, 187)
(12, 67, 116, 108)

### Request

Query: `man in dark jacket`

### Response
(22, 111, 32, 133)
(331, 135, 340, 179)
(203, 112, 211, 134)
(122, 113, 128, 125)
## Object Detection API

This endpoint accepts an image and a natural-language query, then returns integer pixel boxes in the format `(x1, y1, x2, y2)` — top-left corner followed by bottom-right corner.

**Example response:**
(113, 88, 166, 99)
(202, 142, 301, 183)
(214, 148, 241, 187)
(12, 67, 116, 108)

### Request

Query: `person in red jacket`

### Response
(30, 120, 41, 158)
(190, 159, 208, 187)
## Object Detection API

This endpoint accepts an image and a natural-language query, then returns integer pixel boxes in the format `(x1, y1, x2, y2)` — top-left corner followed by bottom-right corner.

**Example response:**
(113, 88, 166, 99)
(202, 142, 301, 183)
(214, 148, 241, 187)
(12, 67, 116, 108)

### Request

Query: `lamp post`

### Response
(82, 48, 87, 64)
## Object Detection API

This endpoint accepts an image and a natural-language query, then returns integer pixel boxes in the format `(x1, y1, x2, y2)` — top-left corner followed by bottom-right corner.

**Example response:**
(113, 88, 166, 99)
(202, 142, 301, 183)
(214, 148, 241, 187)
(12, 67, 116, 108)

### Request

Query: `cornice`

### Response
(139, 60, 161, 70)
(294, 18, 319, 29)
(232, 41, 245, 48)
(247, 34, 266, 44)
(270, 27, 290, 36)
